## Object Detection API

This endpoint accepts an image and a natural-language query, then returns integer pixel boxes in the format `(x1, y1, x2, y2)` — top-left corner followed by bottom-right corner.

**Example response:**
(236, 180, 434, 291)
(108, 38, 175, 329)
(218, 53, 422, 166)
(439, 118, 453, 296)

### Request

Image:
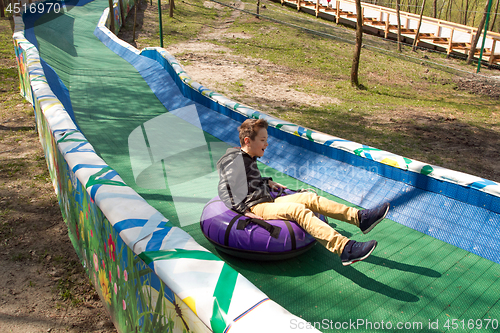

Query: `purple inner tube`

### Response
(200, 190, 327, 256)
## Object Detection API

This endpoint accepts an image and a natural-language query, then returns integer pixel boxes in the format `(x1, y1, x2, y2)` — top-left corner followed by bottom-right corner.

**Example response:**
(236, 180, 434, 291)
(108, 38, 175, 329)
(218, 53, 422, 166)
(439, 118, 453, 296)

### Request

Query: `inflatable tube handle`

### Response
(237, 218, 282, 239)
(225, 213, 244, 246)
(283, 220, 296, 250)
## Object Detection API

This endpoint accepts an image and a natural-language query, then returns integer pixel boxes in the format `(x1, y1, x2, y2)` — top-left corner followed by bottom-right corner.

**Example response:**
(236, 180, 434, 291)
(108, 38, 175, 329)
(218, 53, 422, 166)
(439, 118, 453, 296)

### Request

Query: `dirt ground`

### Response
(0, 107, 118, 332)
(0, 18, 116, 333)
(1, 1, 499, 333)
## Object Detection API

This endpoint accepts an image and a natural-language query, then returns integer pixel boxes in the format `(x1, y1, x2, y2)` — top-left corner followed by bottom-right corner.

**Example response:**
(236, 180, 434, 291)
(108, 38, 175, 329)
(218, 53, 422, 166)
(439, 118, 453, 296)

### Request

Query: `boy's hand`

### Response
(245, 211, 264, 220)
(268, 180, 287, 190)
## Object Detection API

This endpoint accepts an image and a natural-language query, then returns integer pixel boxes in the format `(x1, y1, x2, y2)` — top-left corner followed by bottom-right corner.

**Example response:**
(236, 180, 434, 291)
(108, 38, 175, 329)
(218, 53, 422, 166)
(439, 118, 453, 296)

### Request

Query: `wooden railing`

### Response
(282, 0, 500, 65)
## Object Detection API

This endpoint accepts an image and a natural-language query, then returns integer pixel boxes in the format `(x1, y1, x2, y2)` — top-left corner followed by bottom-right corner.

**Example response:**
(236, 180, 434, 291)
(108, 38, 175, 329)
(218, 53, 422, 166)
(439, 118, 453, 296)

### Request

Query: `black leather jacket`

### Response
(217, 148, 273, 214)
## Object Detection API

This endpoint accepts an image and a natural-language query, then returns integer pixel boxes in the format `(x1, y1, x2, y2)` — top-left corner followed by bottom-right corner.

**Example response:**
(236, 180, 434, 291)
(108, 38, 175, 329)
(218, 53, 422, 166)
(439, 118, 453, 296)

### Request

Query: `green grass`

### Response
(226, 79, 246, 93)
(123, 0, 232, 47)
(0, 17, 31, 115)
(0, 160, 26, 176)
(215, 13, 496, 114)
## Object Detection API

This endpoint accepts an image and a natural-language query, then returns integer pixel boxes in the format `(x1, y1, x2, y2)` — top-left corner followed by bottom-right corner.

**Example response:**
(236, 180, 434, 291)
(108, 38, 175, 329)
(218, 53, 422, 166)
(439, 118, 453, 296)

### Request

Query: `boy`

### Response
(217, 118, 390, 265)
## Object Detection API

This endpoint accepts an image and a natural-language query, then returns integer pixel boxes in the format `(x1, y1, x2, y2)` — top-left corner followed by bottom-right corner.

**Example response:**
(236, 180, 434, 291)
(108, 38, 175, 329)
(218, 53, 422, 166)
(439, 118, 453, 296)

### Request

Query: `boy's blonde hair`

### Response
(238, 118, 268, 146)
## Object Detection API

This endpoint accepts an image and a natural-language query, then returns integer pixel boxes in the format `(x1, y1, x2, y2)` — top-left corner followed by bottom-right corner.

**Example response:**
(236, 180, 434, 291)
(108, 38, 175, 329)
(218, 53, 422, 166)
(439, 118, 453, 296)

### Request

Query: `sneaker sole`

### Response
(341, 241, 377, 266)
(362, 203, 390, 235)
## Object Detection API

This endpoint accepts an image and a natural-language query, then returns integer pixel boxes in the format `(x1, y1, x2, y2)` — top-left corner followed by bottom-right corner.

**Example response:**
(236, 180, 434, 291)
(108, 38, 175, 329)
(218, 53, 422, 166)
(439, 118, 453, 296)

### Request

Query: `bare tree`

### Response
(396, 0, 402, 52)
(433, 0, 437, 18)
(467, 0, 493, 64)
(108, 0, 115, 33)
(133, 0, 138, 42)
(351, 0, 364, 88)
(491, 0, 499, 32)
(437, 0, 446, 19)
(462, 0, 469, 25)
(445, 0, 451, 21)
(413, 0, 426, 51)
(471, 0, 480, 26)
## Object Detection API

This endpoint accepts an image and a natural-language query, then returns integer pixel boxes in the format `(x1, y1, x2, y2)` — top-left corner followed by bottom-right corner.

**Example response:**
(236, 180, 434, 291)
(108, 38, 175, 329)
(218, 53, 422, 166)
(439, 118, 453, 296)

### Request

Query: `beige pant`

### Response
(250, 192, 360, 255)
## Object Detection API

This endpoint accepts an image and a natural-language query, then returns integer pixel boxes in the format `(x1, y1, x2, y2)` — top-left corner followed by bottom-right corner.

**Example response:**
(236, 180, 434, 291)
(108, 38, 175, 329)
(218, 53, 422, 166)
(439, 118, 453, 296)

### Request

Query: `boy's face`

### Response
(243, 127, 268, 158)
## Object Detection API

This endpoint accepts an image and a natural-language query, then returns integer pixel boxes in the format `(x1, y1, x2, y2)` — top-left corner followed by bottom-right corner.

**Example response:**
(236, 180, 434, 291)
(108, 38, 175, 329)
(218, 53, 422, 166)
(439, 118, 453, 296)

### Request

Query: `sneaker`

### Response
(358, 202, 390, 234)
(340, 240, 377, 266)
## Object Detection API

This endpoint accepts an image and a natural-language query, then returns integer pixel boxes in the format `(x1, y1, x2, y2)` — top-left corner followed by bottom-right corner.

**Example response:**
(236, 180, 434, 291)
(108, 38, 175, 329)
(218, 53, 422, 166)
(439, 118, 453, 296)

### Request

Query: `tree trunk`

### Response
(445, 0, 451, 21)
(462, 0, 467, 25)
(396, 0, 402, 52)
(412, 0, 426, 51)
(491, 0, 499, 32)
(108, 0, 115, 33)
(467, 0, 492, 64)
(351, 0, 364, 88)
(433, 0, 437, 18)
(133, 0, 138, 41)
(437, 0, 446, 19)
(118, 0, 125, 27)
(471, 0, 479, 26)
(170, 0, 174, 17)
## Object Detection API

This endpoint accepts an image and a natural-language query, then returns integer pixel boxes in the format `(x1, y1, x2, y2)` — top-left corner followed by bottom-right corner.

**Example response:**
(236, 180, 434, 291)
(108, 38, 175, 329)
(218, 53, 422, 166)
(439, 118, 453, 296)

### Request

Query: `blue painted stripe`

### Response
(324, 139, 350, 146)
(145, 227, 173, 251)
(72, 164, 108, 173)
(89, 169, 119, 200)
(114, 219, 149, 233)
(129, 212, 165, 248)
(469, 180, 497, 190)
(114, 219, 171, 236)
(64, 142, 95, 154)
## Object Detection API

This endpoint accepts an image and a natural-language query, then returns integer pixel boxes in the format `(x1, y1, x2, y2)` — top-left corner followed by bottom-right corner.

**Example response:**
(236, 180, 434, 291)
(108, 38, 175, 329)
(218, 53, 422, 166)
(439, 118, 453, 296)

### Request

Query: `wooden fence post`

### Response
(488, 39, 497, 66)
(446, 28, 455, 56)
(468, 28, 475, 56)
(336, 1, 340, 23)
(385, 14, 390, 38)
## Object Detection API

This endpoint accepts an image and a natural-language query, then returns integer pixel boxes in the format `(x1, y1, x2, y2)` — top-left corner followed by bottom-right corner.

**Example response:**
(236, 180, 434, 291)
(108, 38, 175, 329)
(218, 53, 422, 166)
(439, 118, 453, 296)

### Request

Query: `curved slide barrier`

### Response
(13, 0, 500, 332)
(13, 1, 319, 332)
